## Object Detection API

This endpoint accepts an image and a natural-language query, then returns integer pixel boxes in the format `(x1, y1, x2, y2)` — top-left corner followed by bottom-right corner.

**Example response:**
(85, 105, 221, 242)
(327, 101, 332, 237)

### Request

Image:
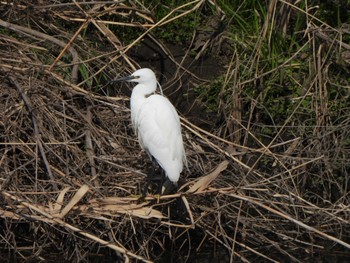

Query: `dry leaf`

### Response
(101, 203, 165, 219)
(59, 185, 89, 218)
(81, 197, 166, 219)
(187, 160, 229, 193)
(181, 196, 195, 228)
(0, 209, 21, 220)
(53, 186, 71, 213)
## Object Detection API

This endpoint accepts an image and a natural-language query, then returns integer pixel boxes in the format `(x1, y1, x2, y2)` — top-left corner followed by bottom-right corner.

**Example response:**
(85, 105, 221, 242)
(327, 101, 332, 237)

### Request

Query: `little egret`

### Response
(114, 68, 187, 188)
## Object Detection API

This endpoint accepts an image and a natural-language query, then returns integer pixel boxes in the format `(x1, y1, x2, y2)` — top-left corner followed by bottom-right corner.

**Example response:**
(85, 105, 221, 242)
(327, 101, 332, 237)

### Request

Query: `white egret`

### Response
(114, 68, 187, 187)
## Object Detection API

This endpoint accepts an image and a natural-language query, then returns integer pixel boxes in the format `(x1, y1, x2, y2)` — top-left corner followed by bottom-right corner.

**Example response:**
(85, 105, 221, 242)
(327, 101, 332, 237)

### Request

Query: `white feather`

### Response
(128, 68, 187, 183)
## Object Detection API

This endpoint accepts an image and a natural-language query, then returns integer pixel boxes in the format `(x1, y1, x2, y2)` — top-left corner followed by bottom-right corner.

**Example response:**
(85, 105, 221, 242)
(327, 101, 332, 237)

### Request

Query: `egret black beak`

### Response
(109, 75, 135, 84)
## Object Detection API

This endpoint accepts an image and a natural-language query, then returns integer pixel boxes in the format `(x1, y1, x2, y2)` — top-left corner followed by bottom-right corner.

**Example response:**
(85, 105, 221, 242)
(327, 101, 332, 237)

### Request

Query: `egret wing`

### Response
(134, 95, 185, 181)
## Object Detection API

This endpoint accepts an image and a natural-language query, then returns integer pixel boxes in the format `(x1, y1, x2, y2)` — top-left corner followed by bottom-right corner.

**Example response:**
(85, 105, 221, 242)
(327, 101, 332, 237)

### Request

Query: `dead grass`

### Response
(0, 1, 349, 262)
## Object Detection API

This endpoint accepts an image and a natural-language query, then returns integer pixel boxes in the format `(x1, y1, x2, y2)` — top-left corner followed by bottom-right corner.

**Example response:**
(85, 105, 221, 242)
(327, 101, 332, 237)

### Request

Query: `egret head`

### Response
(110, 68, 162, 95)
(112, 68, 156, 85)
(129, 68, 156, 84)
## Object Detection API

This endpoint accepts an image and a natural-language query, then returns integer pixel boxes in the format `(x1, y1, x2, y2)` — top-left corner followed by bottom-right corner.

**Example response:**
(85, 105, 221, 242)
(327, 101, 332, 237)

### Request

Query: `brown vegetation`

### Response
(0, 1, 349, 262)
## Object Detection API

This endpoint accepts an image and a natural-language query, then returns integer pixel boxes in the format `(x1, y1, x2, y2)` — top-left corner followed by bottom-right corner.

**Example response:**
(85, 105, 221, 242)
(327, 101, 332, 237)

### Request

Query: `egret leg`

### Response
(140, 157, 158, 198)
(158, 168, 166, 194)
(141, 177, 151, 197)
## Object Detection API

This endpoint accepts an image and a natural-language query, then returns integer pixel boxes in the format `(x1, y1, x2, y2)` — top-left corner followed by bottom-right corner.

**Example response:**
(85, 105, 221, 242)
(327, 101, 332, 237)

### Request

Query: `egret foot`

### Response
(161, 179, 177, 195)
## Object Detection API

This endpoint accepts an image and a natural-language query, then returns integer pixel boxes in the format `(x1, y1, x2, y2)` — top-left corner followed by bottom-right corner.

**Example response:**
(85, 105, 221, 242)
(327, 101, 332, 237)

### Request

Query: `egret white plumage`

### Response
(114, 68, 187, 187)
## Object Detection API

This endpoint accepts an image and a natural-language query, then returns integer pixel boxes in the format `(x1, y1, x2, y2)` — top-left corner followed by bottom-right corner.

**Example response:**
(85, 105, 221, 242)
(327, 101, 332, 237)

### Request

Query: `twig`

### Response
(8, 75, 58, 191)
(84, 107, 99, 188)
(226, 192, 350, 250)
(0, 18, 80, 83)
(1, 190, 152, 263)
